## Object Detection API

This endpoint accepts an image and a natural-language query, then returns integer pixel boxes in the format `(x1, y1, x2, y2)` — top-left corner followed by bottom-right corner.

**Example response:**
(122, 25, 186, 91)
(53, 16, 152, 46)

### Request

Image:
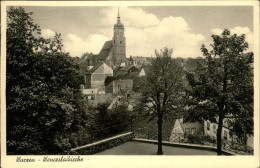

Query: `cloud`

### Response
(63, 33, 109, 57)
(99, 7, 160, 29)
(41, 29, 55, 39)
(211, 27, 253, 51)
(211, 28, 223, 35)
(64, 7, 205, 58)
(124, 16, 205, 58)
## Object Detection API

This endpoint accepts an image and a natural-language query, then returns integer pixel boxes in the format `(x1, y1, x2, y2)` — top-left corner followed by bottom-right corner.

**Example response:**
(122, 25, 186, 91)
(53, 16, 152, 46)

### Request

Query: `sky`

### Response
(22, 6, 254, 58)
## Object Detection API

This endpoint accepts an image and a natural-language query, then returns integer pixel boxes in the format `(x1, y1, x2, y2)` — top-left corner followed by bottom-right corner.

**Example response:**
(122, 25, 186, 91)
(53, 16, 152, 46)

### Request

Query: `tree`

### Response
(86, 103, 130, 142)
(6, 7, 87, 154)
(184, 29, 253, 155)
(137, 48, 184, 155)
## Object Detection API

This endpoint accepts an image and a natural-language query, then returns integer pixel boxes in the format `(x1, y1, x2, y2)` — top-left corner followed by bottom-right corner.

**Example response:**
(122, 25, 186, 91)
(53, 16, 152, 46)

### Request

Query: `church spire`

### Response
(117, 7, 120, 23)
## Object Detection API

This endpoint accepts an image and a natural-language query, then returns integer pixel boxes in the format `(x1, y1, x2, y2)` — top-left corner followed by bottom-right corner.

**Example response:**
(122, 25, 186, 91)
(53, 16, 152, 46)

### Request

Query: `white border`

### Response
(1, 1, 259, 168)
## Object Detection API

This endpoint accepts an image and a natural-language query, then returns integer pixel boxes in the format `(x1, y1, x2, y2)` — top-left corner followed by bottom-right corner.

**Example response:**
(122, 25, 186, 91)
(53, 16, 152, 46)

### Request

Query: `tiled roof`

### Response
(105, 76, 114, 86)
(104, 74, 134, 86)
(120, 65, 139, 72)
(87, 62, 104, 74)
(131, 56, 144, 62)
(135, 65, 142, 70)
(115, 65, 140, 76)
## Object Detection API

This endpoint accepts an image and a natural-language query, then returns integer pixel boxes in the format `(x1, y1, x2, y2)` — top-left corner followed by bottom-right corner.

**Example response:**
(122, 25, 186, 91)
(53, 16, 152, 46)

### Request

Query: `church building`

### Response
(97, 8, 127, 67)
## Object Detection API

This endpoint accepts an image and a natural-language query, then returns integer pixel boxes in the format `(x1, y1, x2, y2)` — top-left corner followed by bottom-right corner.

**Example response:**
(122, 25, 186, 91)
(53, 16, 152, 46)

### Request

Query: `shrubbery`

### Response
(73, 103, 131, 147)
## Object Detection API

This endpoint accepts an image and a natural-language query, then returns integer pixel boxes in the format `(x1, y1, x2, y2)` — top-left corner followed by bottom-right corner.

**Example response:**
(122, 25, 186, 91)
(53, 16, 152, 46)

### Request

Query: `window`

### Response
(191, 128, 196, 134)
(120, 41, 122, 44)
(224, 130, 228, 140)
(213, 125, 217, 133)
(185, 128, 190, 134)
(207, 122, 210, 131)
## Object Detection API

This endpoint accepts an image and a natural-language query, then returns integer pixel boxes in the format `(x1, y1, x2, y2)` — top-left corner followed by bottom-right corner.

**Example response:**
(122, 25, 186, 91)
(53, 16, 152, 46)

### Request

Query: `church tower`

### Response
(112, 8, 126, 65)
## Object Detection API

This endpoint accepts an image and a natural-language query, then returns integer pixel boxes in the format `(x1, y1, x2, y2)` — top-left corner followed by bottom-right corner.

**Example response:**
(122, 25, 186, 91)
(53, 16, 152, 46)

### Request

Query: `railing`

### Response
(134, 132, 253, 155)
(70, 132, 134, 155)
(222, 139, 254, 155)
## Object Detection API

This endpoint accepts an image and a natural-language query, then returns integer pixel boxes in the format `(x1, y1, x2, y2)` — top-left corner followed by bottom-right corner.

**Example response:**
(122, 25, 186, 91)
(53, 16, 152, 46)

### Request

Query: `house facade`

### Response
(85, 62, 113, 94)
(113, 79, 133, 94)
(170, 118, 236, 143)
(105, 76, 133, 95)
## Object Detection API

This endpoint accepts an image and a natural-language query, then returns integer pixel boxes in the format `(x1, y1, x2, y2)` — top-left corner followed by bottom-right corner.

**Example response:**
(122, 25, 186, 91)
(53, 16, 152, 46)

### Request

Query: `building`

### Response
(169, 118, 253, 147)
(85, 62, 113, 94)
(115, 65, 140, 76)
(127, 56, 151, 66)
(96, 9, 127, 67)
(138, 66, 151, 77)
(105, 75, 133, 95)
(170, 118, 233, 140)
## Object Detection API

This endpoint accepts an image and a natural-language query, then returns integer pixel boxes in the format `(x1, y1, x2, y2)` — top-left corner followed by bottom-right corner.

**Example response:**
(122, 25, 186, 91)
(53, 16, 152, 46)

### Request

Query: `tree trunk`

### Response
(157, 113, 163, 155)
(217, 113, 224, 155)
(216, 65, 227, 155)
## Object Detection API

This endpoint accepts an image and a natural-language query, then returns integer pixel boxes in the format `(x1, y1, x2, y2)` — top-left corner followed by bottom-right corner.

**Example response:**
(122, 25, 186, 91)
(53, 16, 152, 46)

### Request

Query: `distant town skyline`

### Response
(22, 6, 254, 58)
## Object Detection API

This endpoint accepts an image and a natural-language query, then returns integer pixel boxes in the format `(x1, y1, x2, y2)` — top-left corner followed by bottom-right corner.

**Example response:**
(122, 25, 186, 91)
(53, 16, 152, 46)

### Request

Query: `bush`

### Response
(75, 103, 131, 145)
(185, 134, 204, 144)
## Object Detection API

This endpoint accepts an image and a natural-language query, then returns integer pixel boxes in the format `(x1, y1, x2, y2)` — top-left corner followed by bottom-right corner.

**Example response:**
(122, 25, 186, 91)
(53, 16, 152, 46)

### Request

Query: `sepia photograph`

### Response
(1, 1, 259, 168)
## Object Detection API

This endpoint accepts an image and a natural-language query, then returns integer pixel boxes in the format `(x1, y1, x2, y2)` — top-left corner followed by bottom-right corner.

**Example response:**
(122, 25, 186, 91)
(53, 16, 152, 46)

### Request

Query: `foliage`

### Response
(185, 134, 204, 144)
(184, 29, 253, 155)
(6, 7, 87, 154)
(184, 134, 215, 144)
(133, 76, 144, 92)
(83, 103, 131, 143)
(136, 47, 184, 155)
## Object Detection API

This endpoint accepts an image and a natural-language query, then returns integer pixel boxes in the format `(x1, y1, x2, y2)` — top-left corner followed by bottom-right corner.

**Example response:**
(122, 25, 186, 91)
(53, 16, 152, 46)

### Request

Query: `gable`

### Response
(172, 119, 184, 133)
(94, 64, 104, 73)
(139, 68, 146, 76)
(92, 63, 113, 75)
(88, 62, 103, 74)
(103, 63, 113, 74)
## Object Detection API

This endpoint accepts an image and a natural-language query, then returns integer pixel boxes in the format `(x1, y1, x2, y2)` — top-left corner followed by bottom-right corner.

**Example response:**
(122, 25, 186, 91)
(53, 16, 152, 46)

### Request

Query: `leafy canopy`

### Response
(184, 29, 253, 139)
(7, 7, 87, 154)
(137, 48, 184, 121)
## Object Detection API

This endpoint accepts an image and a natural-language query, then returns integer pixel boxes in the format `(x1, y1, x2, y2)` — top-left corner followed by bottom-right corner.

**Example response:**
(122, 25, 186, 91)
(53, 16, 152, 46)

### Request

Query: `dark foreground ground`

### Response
(96, 141, 217, 155)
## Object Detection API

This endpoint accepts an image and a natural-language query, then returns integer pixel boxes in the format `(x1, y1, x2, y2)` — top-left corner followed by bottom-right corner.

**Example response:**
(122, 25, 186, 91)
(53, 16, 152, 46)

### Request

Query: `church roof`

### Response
(98, 40, 113, 60)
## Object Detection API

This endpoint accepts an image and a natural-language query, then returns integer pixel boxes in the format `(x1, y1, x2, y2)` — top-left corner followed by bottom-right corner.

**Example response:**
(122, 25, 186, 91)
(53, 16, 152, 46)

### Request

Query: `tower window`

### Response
(114, 40, 115, 44)
(120, 41, 122, 44)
